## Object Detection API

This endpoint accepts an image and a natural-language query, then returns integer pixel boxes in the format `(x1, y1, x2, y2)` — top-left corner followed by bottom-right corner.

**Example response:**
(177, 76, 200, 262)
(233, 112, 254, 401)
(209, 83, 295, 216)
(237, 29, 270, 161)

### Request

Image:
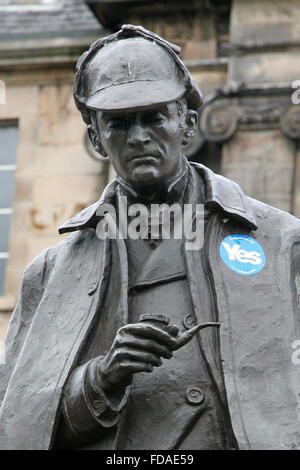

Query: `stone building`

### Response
(0, 0, 108, 339)
(0, 0, 299, 340)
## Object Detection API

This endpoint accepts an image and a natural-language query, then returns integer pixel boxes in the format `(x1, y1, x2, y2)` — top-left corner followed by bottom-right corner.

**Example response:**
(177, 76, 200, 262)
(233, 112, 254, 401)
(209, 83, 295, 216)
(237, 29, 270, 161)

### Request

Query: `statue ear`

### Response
(87, 124, 108, 158)
(182, 110, 198, 145)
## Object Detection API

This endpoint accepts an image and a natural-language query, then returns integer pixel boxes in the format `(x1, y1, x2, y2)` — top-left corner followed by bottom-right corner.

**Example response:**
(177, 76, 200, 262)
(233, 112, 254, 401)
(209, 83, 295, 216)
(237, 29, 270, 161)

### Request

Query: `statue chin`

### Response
(130, 164, 162, 188)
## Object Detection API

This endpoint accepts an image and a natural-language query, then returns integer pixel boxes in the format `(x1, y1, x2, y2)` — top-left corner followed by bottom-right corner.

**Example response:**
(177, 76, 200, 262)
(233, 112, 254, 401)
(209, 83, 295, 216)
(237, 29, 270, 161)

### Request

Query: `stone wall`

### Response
(223, 0, 300, 216)
(0, 69, 107, 340)
(0, 0, 107, 340)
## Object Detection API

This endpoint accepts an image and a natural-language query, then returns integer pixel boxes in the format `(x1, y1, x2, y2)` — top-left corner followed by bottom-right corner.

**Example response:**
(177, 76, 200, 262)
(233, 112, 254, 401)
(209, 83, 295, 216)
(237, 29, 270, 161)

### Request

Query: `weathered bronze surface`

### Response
(0, 25, 300, 450)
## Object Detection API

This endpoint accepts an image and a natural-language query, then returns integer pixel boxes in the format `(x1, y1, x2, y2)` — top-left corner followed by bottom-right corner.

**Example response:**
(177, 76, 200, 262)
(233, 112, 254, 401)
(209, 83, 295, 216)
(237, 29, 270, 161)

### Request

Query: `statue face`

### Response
(96, 102, 186, 190)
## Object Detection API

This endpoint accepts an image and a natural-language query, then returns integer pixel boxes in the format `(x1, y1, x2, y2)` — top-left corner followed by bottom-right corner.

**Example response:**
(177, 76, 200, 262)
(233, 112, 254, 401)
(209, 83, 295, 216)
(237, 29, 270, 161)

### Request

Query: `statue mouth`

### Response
(129, 154, 160, 163)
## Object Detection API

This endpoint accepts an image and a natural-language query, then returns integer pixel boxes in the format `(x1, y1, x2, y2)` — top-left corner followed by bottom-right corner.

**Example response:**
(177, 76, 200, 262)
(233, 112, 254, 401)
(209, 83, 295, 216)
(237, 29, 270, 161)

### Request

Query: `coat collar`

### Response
(58, 162, 257, 235)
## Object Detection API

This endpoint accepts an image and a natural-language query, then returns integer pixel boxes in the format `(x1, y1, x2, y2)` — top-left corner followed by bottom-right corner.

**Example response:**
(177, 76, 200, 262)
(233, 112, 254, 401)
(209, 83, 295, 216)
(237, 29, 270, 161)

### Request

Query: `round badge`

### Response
(220, 235, 265, 276)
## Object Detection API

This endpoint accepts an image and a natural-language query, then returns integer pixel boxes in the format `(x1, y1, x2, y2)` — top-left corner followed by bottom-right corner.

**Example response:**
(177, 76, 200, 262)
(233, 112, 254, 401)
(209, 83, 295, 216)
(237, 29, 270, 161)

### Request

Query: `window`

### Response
(0, 123, 18, 296)
(0, 1, 62, 11)
(0, 1, 60, 5)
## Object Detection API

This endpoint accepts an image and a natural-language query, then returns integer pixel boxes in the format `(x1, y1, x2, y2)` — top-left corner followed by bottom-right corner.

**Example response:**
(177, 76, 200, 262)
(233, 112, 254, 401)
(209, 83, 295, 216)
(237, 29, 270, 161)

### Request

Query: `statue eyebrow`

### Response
(102, 114, 127, 123)
(142, 106, 168, 117)
(100, 105, 169, 125)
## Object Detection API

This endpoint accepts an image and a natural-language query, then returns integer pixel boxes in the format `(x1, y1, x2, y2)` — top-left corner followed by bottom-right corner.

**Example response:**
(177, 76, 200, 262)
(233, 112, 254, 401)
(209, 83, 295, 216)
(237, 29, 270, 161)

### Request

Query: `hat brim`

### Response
(86, 79, 187, 113)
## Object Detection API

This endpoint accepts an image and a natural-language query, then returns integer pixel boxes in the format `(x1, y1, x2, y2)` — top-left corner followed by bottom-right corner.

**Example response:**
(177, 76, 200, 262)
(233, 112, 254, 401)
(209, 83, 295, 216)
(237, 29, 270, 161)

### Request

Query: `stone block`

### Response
(222, 130, 295, 212)
(191, 70, 227, 98)
(37, 84, 84, 145)
(231, 0, 300, 44)
(229, 52, 300, 84)
(30, 173, 103, 232)
(32, 140, 105, 175)
(183, 40, 216, 61)
(0, 312, 11, 342)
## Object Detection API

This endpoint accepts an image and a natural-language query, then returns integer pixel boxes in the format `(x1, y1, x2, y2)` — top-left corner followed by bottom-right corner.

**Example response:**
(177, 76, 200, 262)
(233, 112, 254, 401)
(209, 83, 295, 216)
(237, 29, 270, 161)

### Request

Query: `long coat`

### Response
(0, 162, 300, 450)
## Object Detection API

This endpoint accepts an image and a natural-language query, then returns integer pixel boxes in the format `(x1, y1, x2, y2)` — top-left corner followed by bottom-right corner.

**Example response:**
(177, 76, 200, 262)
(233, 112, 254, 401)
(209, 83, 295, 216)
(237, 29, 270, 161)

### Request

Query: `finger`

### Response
(165, 325, 179, 336)
(115, 347, 163, 367)
(116, 334, 173, 359)
(119, 361, 154, 374)
(120, 324, 178, 349)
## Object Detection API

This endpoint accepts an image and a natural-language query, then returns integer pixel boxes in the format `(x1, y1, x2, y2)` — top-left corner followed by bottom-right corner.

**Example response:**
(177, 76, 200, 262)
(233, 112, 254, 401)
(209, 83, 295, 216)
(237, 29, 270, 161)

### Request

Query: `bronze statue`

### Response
(1, 25, 300, 450)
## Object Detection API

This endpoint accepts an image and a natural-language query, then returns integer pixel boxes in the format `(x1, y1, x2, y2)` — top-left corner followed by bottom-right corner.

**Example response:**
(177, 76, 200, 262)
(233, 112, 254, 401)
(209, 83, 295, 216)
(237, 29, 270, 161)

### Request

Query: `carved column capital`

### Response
(280, 106, 300, 140)
(200, 104, 238, 142)
(199, 84, 300, 143)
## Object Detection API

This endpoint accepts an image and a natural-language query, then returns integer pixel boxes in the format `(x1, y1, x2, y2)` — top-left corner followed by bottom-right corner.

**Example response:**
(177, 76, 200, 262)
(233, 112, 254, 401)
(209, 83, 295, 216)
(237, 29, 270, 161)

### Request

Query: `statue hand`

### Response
(96, 322, 179, 393)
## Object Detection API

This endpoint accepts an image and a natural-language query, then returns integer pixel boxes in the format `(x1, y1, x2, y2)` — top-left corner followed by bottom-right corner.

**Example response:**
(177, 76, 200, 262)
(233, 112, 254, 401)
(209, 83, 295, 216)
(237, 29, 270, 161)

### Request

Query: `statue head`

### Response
(74, 25, 203, 190)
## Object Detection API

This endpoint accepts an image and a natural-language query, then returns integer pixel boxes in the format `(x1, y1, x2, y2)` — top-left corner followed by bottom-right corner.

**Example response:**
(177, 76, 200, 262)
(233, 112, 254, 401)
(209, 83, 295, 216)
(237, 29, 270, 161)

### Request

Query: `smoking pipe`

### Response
(139, 314, 220, 351)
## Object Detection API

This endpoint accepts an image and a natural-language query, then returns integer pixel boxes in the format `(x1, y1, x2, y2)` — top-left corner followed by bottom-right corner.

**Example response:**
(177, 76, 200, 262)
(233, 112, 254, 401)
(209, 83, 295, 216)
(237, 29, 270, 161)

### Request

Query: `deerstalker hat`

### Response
(74, 24, 202, 122)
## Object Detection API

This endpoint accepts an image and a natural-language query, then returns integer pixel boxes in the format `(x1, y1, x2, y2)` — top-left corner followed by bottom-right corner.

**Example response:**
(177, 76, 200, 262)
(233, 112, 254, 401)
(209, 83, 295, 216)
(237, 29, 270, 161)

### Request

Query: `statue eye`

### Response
(108, 119, 127, 130)
(145, 113, 164, 125)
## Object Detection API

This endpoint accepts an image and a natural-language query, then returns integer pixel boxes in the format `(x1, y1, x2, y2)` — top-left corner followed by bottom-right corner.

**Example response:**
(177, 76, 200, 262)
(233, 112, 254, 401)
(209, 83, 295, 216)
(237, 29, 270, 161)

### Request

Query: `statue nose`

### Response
(127, 123, 150, 146)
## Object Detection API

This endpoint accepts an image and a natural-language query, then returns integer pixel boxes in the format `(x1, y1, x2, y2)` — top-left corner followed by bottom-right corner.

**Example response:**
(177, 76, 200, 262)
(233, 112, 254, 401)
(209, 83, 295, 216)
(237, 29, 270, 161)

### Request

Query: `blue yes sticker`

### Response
(220, 235, 265, 276)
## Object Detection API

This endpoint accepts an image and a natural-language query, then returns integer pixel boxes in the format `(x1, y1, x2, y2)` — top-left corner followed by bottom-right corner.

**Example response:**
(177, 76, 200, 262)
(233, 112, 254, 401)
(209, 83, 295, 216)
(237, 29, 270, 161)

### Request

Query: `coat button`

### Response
(88, 282, 98, 295)
(186, 387, 205, 405)
(183, 314, 196, 329)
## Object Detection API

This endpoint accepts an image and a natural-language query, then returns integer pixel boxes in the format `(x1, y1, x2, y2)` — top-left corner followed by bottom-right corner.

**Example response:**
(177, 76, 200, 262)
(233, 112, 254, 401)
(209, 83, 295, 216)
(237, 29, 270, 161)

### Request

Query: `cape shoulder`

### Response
(246, 196, 300, 235)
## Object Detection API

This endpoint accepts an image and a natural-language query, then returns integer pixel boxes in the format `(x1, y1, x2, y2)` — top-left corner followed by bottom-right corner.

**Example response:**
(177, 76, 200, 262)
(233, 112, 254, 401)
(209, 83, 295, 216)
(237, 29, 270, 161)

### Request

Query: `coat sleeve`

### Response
(0, 248, 51, 406)
(54, 358, 130, 449)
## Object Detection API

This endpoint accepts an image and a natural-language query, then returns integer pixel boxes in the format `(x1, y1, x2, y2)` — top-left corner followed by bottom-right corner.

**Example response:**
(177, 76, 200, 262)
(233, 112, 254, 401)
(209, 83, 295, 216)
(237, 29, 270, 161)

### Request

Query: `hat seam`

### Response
(89, 78, 183, 97)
